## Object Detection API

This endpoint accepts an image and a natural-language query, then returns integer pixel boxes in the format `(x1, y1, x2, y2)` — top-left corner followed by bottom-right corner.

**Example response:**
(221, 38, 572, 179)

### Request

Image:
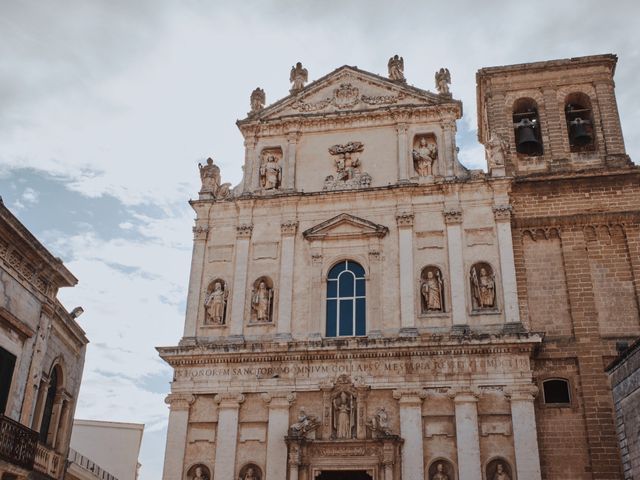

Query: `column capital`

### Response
(396, 212, 414, 227)
(261, 392, 296, 407)
(504, 384, 539, 402)
(214, 393, 245, 408)
(192, 225, 209, 241)
(447, 387, 480, 402)
(493, 204, 512, 222)
(236, 223, 253, 239)
(393, 388, 427, 404)
(443, 208, 463, 224)
(164, 393, 196, 411)
(244, 136, 258, 148)
(286, 131, 300, 143)
(281, 220, 299, 236)
(395, 122, 409, 134)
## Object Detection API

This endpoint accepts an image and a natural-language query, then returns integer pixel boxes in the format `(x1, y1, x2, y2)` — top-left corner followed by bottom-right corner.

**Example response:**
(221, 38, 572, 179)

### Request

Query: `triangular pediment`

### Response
(303, 213, 388, 241)
(240, 66, 455, 123)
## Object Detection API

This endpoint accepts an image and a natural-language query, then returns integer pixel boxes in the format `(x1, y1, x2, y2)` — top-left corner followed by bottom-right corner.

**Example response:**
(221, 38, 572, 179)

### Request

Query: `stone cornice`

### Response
(157, 332, 542, 368)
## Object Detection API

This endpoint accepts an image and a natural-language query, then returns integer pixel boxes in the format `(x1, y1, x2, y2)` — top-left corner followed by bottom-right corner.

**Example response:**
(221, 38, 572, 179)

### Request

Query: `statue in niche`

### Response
(431, 463, 450, 480)
(204, 281, 228, 325)
(388, 55, 405, 82)
(421, 268, 444, 312)
(412, 137, 438, 177)
(259, 154, 282, 190)
(289, 408, 320, 437)
(187, 465, 210, 480)
(486, 133, 508, 169)
(333, 391, 355, 439)
(325, 142, 372, 190)
(435, 68, 451, 95)
(239, 465, 261, 480)
(198, 158, 231, 199)
(367, 407, 392, 437)
(471, 264, 496, 309)
(251, 279, 273, 322)
(249, 87, 265, 114)
(492, 463, 511, 480)
(289, 62, 308, 93)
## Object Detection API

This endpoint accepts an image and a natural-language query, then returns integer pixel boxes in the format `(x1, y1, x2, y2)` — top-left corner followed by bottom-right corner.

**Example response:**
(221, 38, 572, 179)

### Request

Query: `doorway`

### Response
(317, 471, 373, 480)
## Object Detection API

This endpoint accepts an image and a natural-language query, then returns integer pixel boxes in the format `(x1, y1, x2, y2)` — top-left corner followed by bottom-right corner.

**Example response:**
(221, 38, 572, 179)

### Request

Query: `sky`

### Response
(1, 1, 639, 478)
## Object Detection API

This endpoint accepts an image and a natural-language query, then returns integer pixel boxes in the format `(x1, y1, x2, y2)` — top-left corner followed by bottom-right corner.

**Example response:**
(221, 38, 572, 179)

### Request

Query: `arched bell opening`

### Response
(512, 98, 543, 156)
(565, 92, 595, 152)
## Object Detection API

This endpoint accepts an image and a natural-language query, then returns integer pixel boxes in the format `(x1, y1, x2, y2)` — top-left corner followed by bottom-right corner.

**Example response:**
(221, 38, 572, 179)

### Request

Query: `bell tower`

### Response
(476, 54, 631, 176)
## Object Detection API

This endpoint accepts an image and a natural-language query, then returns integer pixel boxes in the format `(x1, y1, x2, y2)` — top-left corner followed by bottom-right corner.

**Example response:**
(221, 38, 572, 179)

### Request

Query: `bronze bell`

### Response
(514, 119, 542, 155)
(569, 117, 593, 147)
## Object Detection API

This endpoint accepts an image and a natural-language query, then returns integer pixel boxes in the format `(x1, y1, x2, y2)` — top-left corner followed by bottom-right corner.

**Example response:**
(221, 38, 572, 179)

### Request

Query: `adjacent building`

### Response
(159, 54, 639, 480)
(0, 198, 88, 480)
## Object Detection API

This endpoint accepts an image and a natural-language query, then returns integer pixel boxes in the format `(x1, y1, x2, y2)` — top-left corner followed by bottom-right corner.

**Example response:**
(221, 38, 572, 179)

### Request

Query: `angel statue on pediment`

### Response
(290, 62, 308, 93)
(388, 55, 405, 82)
(435, 68, 451, 95)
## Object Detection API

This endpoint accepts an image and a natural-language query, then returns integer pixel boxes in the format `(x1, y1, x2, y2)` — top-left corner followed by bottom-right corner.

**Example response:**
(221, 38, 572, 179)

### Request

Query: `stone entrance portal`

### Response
(317, 470, 373, 480)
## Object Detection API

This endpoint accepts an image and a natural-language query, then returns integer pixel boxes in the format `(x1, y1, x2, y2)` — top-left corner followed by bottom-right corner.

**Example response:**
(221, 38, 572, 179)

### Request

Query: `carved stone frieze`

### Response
(324, 141, 372, 191)
(0, 240, 50, 295)
(361, 93, 405, 105)
(443, 208, 463, 224)
(236, 223, 254, 239)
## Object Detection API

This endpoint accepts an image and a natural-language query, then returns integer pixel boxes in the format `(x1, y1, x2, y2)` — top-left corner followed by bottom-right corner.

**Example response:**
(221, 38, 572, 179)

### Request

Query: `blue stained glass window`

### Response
(326, 260, 366, 337)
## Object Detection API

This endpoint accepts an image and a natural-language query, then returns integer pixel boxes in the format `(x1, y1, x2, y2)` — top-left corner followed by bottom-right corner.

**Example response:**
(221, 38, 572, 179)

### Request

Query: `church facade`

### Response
(158, 54, 639, 480)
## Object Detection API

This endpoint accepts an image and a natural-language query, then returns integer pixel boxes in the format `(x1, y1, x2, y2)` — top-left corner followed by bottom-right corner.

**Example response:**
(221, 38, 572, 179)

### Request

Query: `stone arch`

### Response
(564, 91, 596, 151)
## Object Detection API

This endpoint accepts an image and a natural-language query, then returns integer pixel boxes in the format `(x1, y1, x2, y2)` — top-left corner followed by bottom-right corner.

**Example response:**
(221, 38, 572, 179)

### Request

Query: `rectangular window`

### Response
(0, 347, 16, 415)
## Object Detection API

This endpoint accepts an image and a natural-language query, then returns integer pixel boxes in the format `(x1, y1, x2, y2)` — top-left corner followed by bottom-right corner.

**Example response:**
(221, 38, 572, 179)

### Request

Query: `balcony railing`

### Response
(34, 442, 63, 478)
(0, 413, 38, 469)
(68, 448, 119, 480)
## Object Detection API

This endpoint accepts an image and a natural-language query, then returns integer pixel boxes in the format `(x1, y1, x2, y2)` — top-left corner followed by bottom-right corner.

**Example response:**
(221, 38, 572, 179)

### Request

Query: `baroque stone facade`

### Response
(0, 198, 88, 480)
(159, 54, 639, 480)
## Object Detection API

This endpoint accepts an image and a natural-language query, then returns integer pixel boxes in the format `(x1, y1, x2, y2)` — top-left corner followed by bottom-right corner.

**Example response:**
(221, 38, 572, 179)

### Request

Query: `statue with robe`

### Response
(471, 265, 496, 309)
(251, 280, 272, 322)
(388, 55, 405, 81)
(422, 269, 444, 312)
(290, 62, 308, 93)
(333, 391, 354, 439)
(204, 281, 227, 324)
(435, 68, 451, 95)
(412, 137, 438, 177)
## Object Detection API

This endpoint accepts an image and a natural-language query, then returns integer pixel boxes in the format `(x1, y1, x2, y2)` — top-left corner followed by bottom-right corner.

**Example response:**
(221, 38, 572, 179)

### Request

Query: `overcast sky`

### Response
(1, 1, 639, 478)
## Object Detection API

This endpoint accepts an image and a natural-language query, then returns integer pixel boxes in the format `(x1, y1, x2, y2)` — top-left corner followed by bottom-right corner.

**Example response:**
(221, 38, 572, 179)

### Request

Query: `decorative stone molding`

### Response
(311, 254, 323, 265)
(395, 212, 414, 227)
(281, 221, 299, 236)
(447, 387, 481, 402)
(236, 224, 254, 239)
(504, 384, 539, 402)
(392, 388, 427, 405)
(443, 208, 463, 224)
(214, 393, 245, 408)
(261, 392, 296, 407)
(361, 93, 405, 105)
(0, 240, 51, 295)
(493, 205, 513, 221)
(164, 393, 195, 411)
(192, 225, 209, 241)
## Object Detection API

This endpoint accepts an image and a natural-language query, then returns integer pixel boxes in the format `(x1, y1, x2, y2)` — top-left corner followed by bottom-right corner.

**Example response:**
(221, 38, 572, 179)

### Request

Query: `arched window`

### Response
(513, 97, 543, 156)
(542, 378, 571, 405)
(326, 261, 366, 337)
(565, 92, 595, 151)
(39, 366, 59, 444)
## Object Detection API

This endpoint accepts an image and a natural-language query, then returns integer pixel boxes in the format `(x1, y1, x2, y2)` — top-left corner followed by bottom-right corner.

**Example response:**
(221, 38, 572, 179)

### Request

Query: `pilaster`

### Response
(213, 393, 245, 480)
(493, 205, 520, 324)
(183, 225, 209, 338)
(262, 392, 295, 480)
(230, 224, 253, 337)
(396, 123, 409, 183)
(393, 389, 426, 480)
(449, 388, 482, 480)
(277, 221, 298, 340)
(161, 393, 195, 480)
(505, 385, 542, 480)
(285, 131, 300, 190)
(396, 213, 416, 334)
(444, 208, 466, 325)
